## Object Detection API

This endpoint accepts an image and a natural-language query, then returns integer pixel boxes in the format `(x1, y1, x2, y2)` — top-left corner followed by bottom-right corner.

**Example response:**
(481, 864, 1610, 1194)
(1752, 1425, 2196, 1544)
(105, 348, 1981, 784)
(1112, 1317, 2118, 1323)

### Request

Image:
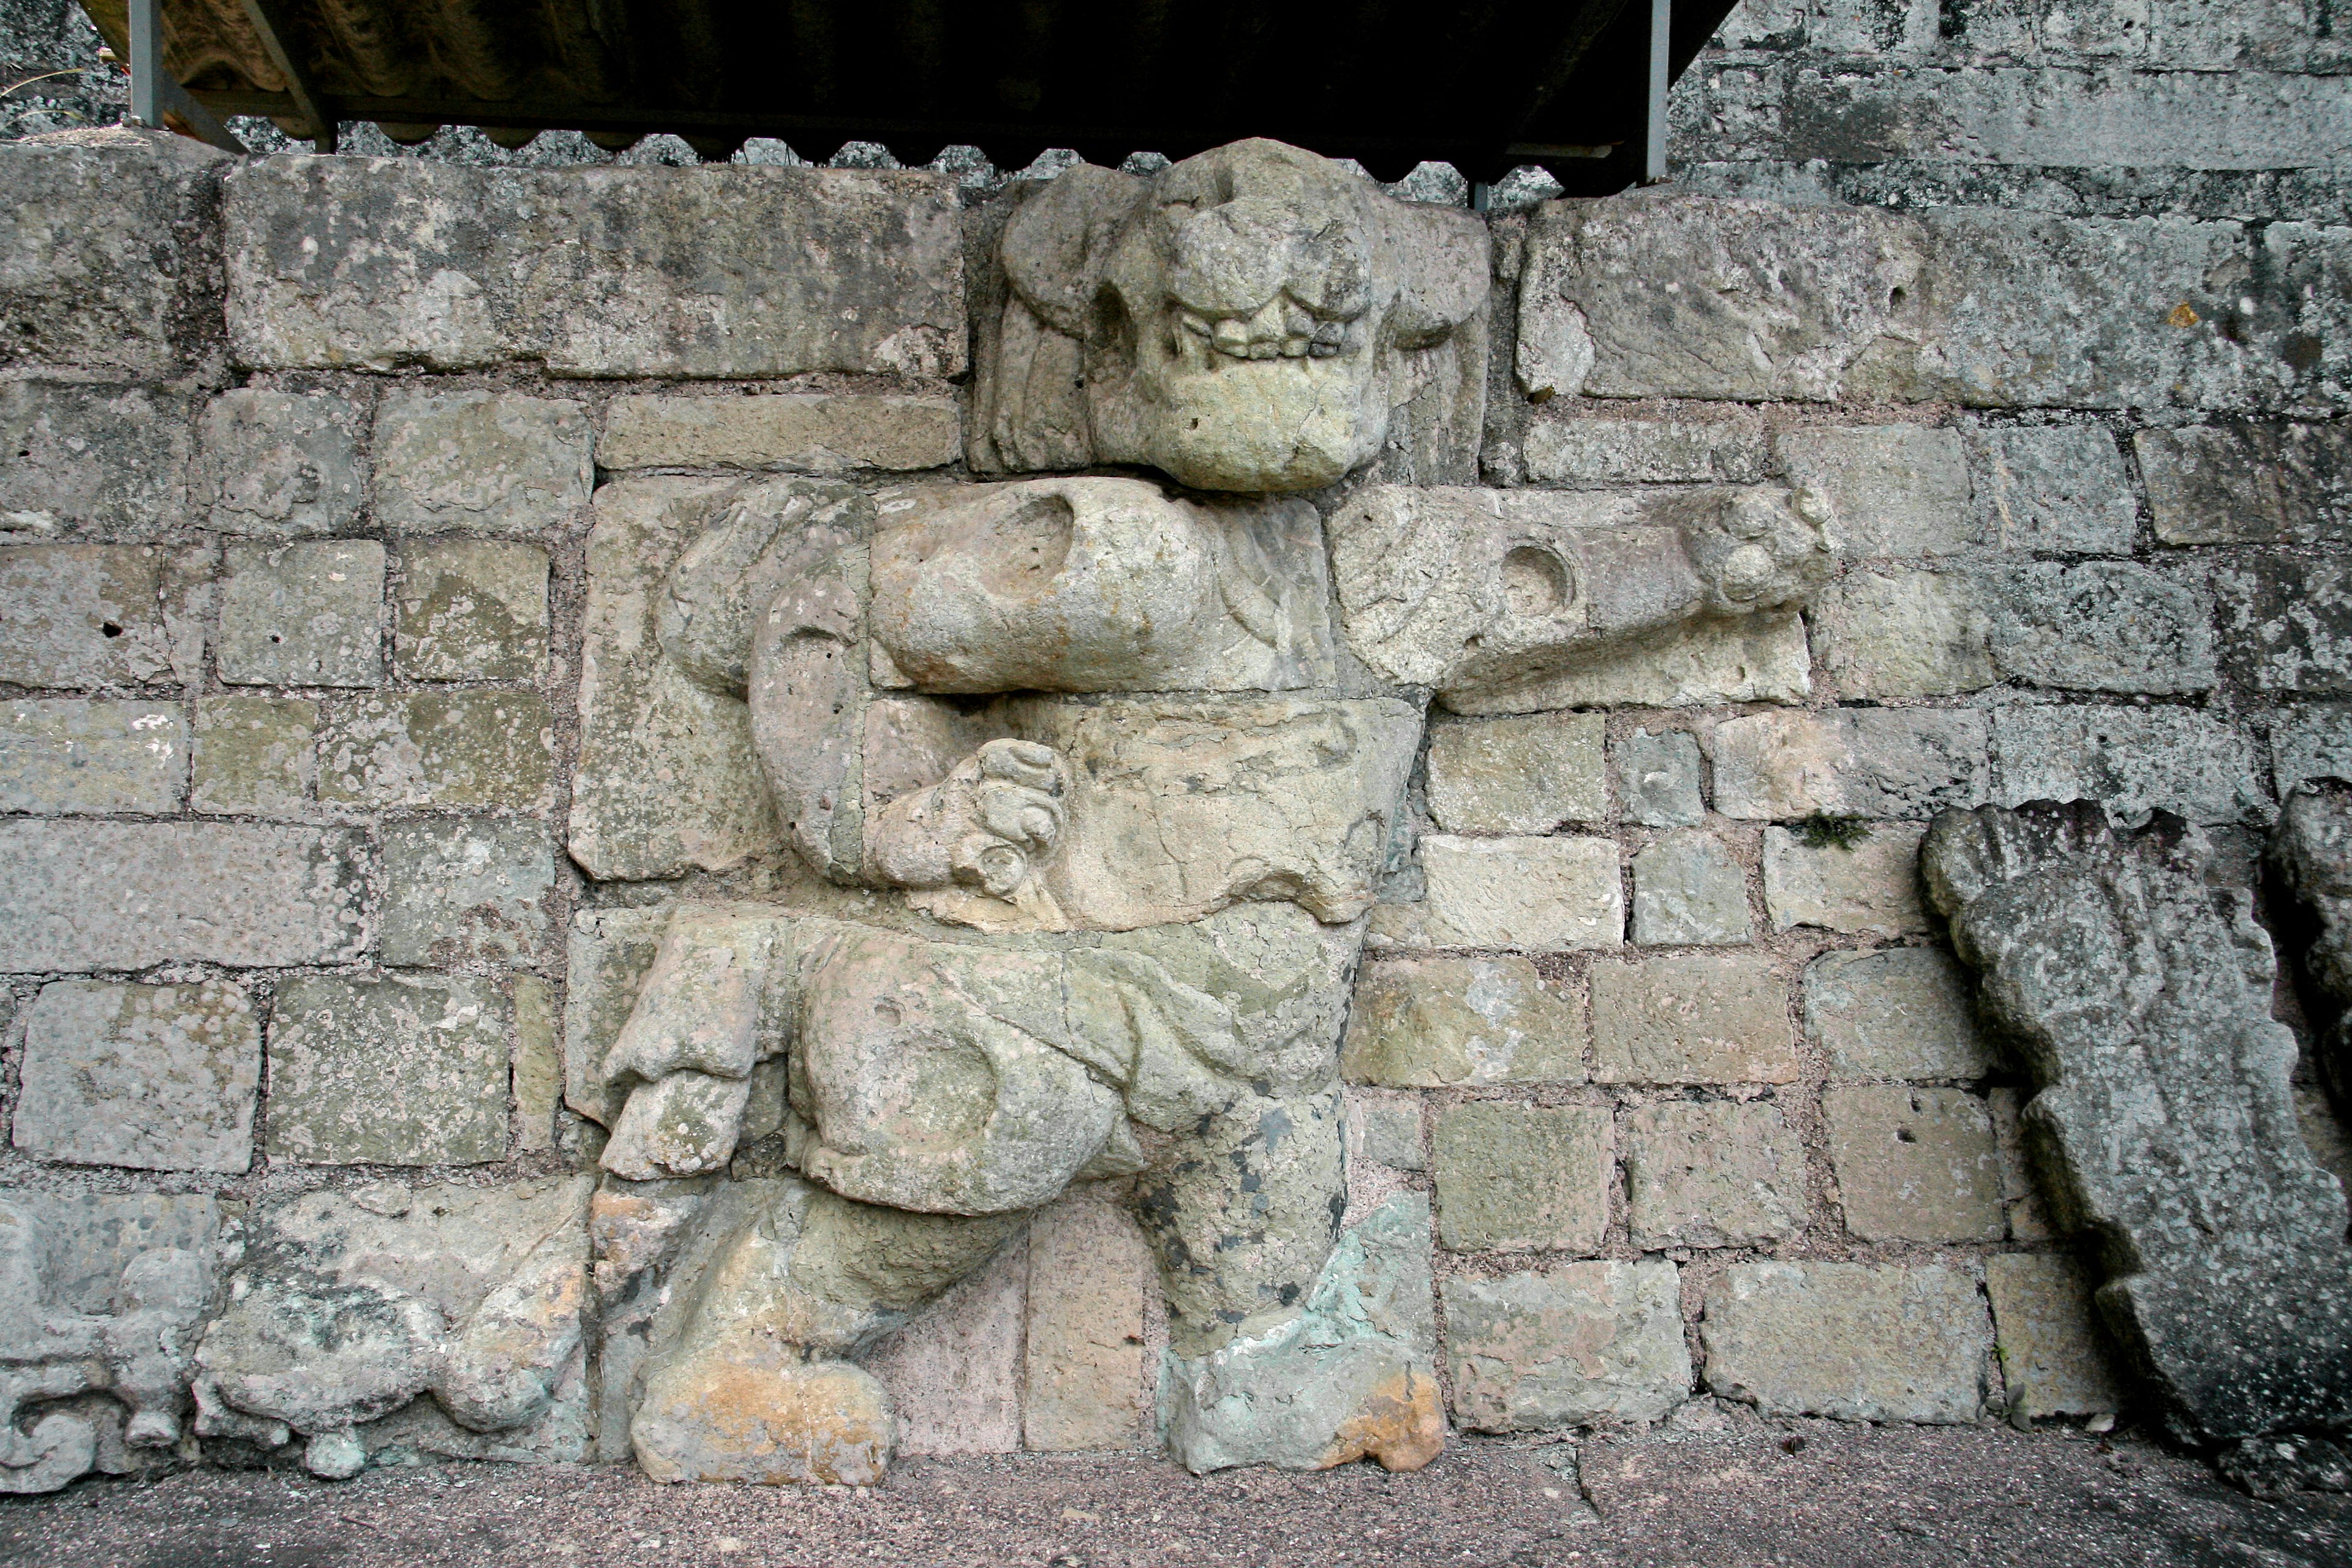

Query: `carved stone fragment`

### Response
(976, 139, 1490, 493)
(2270, 785, 2352, 1110)
(1922, 801, 2352, 1447)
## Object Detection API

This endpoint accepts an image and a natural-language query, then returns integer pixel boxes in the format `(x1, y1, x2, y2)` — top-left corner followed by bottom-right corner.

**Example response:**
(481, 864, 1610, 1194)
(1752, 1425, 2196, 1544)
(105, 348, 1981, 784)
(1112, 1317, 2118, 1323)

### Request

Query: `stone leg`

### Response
(630, 1176, 1025, 1486)
(1921, 801, 2352, 1461)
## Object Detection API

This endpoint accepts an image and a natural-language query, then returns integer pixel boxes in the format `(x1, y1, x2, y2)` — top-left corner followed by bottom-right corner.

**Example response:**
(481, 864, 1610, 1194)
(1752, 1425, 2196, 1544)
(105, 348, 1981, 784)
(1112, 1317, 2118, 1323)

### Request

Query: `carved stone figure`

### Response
(576, 139, 1834, 1487)
(974, 138, 1491, 492)
(1921, 802, 2352, 1480)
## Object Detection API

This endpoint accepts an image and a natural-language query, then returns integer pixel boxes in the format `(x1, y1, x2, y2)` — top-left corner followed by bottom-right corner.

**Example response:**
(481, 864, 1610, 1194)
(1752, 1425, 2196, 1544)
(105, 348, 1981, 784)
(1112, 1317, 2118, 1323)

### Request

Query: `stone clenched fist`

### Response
(865, 738, 1071, 901)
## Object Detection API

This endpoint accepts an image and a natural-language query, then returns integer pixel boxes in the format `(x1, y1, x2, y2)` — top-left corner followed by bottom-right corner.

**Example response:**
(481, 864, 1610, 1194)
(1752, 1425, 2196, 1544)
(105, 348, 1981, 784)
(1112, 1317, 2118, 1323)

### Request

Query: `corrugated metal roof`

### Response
(79, 0, 1730, 187)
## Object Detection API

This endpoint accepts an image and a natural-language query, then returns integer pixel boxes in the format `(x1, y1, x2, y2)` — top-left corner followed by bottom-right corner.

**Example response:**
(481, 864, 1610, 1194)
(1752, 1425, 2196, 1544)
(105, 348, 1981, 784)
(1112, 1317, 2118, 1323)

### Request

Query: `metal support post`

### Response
(125, 0, 249, 154)
(1641, 0, 1672, 185)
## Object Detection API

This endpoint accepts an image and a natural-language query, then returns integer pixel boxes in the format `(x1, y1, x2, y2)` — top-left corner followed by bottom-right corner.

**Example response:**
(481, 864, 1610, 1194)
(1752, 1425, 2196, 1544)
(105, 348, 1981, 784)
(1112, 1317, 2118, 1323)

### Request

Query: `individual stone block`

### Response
(0, 381, 195, 534)
(2139, 423, 2352, 545)
(1023, 1193, 1153, 1453)
(372, 393, 593, 537)
(1805, 947, 1994, 1082)
(1776, 426, 1973, 557)
(1521, 416, 1769, 486)
(1701, 1262, 1992, 1424)
(317, 692, 554, 810)
(1923, 801, 2352, 1442)
(568, 477, 786, 881)
(1419, 835, 1623, 951)
(1623, 1099, 1807, 1248)
(1630, 831, 1751, 946)
(1443, 1261, 1692, 1431)
(1341, 956, 1585, 1087)
(1711, 709, 1986, 821)
(265, 973, 510, 1166)
(600, 393, 962, 473)
(225, 158, 965, 379)
(0, 699, 185, 813)
(1516, 195, 1926, 402)
(1431, 1102, 1612, 1253)
(869, 1237, 1027, 1457)
(13, 979, 260, 1174)
(562, 905, 674, 1126)
(1764, 824, 1931, 935)
(1814, 566, 1996, 699)
(198, 390, 366, 537)
(0, 820, 369, 971)
(393, 540, 550, 682)
(1346, 1092, 1427, 1173)
(1454, 617, 1814, 714)
(0, 543, 199, 688)
(217, 540, 386, 688)
(1986, 1254, 2125, 1423)
(2274, 705, 2352, 796)
(1966, 425, 2137, 554)
(1991, 705, 2263, 825)
(1424, 712, 1607, 833)
(1619, 728, 1705, 828)
(1591, 952, 1798, 1084)
(1990, 560, 2215, 695)
(2213, 556, 2352, 694)
(380, 818, 557, 968)
(1825, 1085, 2006, 1243)
(190, 696, 317, 816)
(0, 128, 226, 374)
(513, 975, 560, 1156)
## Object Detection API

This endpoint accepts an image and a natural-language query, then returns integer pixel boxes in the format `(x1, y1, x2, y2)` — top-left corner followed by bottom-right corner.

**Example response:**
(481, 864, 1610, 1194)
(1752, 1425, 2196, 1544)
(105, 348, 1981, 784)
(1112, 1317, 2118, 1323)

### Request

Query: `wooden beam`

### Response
(237, 0, 336, 150)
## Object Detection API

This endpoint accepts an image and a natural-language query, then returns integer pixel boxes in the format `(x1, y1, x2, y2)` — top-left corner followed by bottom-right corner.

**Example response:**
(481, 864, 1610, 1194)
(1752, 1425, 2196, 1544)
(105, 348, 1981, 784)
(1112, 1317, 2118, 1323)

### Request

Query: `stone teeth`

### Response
(1281, 337, 1310, 357)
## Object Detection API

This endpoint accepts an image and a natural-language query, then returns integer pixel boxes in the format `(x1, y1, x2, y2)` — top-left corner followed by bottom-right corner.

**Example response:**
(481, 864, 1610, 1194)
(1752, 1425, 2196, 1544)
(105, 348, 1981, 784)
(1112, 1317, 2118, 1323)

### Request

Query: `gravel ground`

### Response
(3, 1420, 2346, 1568)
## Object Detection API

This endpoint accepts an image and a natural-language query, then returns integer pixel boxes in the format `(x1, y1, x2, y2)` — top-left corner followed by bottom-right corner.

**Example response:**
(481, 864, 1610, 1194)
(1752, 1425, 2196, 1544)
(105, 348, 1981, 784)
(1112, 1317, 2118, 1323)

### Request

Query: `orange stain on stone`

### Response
(1317, 1366, 1446, 1473)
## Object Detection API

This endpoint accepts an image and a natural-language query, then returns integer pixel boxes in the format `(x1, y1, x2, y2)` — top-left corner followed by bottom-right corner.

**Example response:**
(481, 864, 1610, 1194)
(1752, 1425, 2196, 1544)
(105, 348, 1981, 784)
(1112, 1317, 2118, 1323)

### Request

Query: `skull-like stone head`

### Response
(986, 138, 1490, 494)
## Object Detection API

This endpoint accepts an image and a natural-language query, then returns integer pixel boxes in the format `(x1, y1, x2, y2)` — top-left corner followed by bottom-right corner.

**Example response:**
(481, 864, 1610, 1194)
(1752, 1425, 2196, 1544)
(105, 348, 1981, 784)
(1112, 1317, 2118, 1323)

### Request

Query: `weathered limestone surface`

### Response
(393, 540, 550, 683)
(568, 476, 797, 881)
(1443, 1261, 1692, 1431)
(380, 818, 556, 968)
(225, 159, 965, 378)
(1986, 1254, 2125, 1423)
(195, 1178, 592, 1474)
(0, 129, 225, 375)
(1702, 1263, 1992, 1423)
(601, 393, 962, 474)
(0, 1188, 220, 1493)
(1712, 709, 1986, 822)
(372, 394, 592, 537)
(1824, 1085, 2007, 1243)
(0, 382, 197, 535)
(1814, 566, 1996, 699)
(1619, 728, 1706, 828)
(199, 391, 366, 537)
(1591, 952, 1798, 1084)
(317, 692, 554, 810)
(265, 974, 511, 1166)
(2212, 556, 2352, 693)
(218, 540, 386, 688)
(1630, 831, 1752, 946)
(1775, 424, 1973, 557)
(0, 698, 186, 814)
(1420, 835, 1623, 952)
(0, 820, 369, 970)
(1764, 824, 1932, 935)
(1517, 195, 1926, 402)
(1923, 802, 2352, 1442)
(191, 695, 317, 816)
(1424, 713, 1607, 834)
(1022, 1193, 1151, 1453)
(1991, 560, 2217, 695)
(0, 543, 205, 688)
(1966, 425, 2137, 555)
(1523, 416, 1770, 487)
(1624, 1099, 1807, 1247)
(2275, 704, 2352, 797)
(1341, 956, 1585, 1087)
(866, 1238, 1027, 1457)
(2139, 423, 2352, 545)
(2269, 787, 2352, 1106)
(1991, 705, 2263, 825)
(1431, 1104, 1612, 1253)
(1804, 946, 1994, 1082)
(13, 981, 260, 1174)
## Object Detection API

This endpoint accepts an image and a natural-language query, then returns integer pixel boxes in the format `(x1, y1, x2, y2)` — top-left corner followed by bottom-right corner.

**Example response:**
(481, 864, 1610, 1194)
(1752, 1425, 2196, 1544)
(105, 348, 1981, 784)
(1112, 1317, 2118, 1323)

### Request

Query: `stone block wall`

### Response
(0, 100, 2345, 1484)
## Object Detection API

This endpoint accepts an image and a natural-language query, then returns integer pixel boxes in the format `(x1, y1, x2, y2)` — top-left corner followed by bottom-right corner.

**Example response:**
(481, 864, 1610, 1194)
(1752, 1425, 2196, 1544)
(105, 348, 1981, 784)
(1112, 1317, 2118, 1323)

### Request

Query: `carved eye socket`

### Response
(1499, 546, 1572, 617)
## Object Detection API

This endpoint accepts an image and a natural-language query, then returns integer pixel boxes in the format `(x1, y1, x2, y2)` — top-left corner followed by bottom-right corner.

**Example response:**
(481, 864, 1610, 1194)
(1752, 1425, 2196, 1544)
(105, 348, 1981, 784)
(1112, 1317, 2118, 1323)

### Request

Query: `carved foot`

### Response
(632, 1351, 894, 1487)
(867, 739, 1071, 922)
(1684, 486, 1833, 615)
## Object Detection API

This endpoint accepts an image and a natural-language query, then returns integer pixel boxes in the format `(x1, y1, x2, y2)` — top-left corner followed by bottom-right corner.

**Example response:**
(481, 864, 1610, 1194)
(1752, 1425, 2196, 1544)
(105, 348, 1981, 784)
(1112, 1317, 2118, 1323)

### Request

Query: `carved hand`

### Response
(1681, 485, 1834, 616)
(866, 739, 1072, 900)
